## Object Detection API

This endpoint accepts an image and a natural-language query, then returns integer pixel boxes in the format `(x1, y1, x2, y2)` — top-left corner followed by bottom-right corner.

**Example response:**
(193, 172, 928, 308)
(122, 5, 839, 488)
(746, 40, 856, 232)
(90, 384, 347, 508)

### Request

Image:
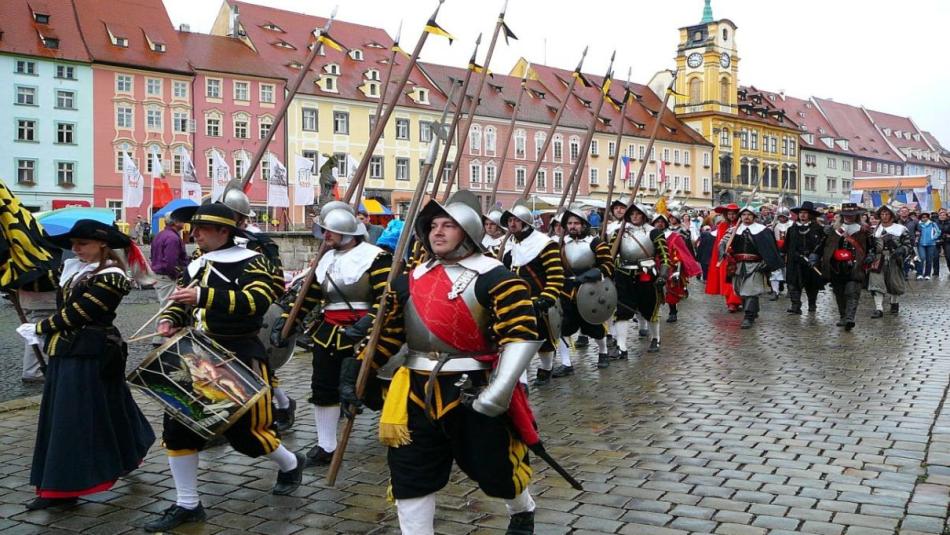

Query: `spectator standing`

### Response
(937, 209, 950, 277)
(149, 214, 188, 345)
(587, 209, 602, 233)
(357, 210, 384, 245)
(130, 216, 145, 245)
(916, 212, 941, 280)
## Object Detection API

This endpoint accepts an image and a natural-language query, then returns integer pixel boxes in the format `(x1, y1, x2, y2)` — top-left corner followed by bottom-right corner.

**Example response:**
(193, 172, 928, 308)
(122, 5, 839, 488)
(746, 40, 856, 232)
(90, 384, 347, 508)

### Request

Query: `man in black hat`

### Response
(145, 204, 304, 533)
(784, 201, 826, 314)
(723, 206, 783, 329)
(820, 203, 871, 330)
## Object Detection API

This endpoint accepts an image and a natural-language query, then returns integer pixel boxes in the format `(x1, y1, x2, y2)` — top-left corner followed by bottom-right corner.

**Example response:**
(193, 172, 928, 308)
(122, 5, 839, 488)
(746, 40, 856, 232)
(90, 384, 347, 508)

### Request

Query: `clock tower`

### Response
(673, 0, 739, 115)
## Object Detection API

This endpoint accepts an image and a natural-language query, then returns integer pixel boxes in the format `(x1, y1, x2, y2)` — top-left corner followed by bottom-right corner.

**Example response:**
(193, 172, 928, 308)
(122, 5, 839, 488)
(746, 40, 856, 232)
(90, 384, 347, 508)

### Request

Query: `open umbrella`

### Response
(37, 207, 115, 236)
(152, 198, 199, 236)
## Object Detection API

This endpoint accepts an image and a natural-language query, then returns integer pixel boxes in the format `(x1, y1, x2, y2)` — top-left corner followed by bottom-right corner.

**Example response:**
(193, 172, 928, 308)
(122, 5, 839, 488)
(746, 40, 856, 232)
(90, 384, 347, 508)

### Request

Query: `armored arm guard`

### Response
(472, 340, 543, 417)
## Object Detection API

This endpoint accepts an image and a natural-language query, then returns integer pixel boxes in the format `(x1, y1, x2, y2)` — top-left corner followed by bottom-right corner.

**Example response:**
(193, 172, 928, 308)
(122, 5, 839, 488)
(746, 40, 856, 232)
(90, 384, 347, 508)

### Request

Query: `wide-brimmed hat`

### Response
(188, 203, 247, 237)
(839, 202, 867, 217)
(790, 201, 820, 216)
(713, 203, 740, 215)
(48, 219, 131, 250)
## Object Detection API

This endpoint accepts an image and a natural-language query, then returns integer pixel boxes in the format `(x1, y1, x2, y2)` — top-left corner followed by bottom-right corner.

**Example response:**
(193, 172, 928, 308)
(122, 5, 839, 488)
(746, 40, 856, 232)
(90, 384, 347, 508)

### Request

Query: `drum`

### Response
(127, 328, 268, 440)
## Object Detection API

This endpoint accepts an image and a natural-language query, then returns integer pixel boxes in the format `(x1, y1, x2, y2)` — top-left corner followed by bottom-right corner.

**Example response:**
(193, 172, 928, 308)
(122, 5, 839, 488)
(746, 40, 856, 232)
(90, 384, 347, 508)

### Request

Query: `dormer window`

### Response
(321, 76, 337, 92)
(349, 49, 363, 61)
(115, 37, 128, 47)
(368, 83, 378, 97)
(882, 128, 891, 136)
(325, 63, 340, 75)
(913, 133, 921, 141)
(287, 61, 303, 69)
(262, 23, 284, 32)
(107, 25, 128, 48)
(30, 1, 50, 24)
(417, 88, 429, 104)
(489, 83, 503, 93)
(274, 40, 296, 50)
(366, 69, 380, 81)
(146, 34, 166, 53)
(366, 41, 385, 49)
(38, 29, 59, 49)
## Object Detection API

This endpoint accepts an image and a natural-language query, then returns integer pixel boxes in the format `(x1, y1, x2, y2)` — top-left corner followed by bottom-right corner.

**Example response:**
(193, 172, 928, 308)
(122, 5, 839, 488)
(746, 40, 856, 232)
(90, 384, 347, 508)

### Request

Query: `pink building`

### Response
(75, 0, 193, 222)
(179, 30, 287, 220)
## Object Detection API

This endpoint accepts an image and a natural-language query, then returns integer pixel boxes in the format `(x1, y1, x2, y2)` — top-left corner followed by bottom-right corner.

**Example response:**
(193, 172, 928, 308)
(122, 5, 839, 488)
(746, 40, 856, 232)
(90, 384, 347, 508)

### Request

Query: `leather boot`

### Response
(596, 353, 609, 369)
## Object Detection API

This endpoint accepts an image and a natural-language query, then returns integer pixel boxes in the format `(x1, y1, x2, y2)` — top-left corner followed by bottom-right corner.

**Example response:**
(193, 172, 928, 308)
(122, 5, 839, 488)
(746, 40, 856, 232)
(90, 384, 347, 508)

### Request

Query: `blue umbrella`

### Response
(152, 199, 198, 236)
(37, 207, 115, 236)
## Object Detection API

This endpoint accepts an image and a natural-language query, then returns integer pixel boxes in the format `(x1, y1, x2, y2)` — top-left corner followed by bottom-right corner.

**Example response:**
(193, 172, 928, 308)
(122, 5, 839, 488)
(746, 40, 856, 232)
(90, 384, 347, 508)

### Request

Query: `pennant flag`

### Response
(870, 191, 883, 207)
(654, 195, 668, 216)
(424, 19, 454, 43)
(294, 154, 316, 206)
(267, 154, 290, 208)
(601, 77, 612, 97)
(469, 62, 491, 76)
(317, 32, 346, 52)
(150, 151, 173, 209)
(346, 154, 361, 179)
(572, 70, 592, 88)
(393, 42, 409, 57)
(849, 189, 864, 204)
(122, 152, 144, 208)
(179, 147, 202, 203)
(501, 21, 518, 45)
(210, 150, 232, 202)
(607, 91, 626, 111)
(0, 179, 58, 290)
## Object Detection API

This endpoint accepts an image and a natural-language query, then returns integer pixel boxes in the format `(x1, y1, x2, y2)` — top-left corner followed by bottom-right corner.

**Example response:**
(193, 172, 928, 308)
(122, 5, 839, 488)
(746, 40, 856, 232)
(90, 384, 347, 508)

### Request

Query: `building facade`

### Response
(0, 0, 94, 211)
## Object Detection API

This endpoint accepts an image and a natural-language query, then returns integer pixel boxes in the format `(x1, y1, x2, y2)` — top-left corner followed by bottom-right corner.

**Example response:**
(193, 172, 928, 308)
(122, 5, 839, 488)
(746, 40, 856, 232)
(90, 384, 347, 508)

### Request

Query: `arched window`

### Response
(552, 134, 564, 162)
(720, 77, 730, 104)
(720, 127, 730, 147)
(534, 131, 546, 160)
(689, 77, 702, 105)
(470, 124, 482, 154)
(326, 63, 341, 75)
(569, 136, 581, 163)
(484, 126, 496, 155)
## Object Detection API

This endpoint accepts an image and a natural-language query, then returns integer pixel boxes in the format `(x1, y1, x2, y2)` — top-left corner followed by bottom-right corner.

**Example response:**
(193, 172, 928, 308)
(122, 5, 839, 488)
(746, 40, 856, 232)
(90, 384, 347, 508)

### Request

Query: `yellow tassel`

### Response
(379, 367, 412, 447)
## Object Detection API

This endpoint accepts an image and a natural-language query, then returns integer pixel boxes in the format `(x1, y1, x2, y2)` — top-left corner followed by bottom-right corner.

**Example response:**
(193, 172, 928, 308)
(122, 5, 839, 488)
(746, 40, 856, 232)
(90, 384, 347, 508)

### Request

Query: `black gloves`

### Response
(576, 268, 603, 284)
(342, 314, 373, 344)
(533, 296, 555, 314)
(339, 357, 362, 416)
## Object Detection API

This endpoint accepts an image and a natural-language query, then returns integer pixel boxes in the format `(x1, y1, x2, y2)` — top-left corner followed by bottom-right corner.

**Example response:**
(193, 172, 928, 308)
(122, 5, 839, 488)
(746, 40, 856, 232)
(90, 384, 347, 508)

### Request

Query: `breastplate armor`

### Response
(405, 264, 492, 354)
(563, 239, 595, 274)
(619, 227, 655, 265)
(321, 269, 372, 310)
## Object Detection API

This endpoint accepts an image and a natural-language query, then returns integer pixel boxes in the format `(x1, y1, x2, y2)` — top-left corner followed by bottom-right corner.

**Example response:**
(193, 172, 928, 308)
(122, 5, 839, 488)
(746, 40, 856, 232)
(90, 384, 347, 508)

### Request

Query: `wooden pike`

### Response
(487, 65, 530, 208)
(601, 67, 633, 241)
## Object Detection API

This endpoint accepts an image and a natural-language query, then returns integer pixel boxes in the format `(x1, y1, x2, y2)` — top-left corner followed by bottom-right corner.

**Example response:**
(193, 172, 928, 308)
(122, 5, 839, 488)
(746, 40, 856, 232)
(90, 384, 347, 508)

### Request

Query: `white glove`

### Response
(16, 323, 40, 346)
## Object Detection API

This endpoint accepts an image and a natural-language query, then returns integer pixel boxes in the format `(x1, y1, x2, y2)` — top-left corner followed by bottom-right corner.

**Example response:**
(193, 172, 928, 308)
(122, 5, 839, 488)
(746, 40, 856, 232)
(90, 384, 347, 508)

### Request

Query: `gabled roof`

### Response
(227, 0, 446, 111)
(178, 31, 285, 81)
(0, 0, 91, 62)
(812, 97, 902, 163)
(73, 0, 191, 74)
(754, 90, 851, 155)
(736, 85, 799, 131)
(864, 108, 945, 166)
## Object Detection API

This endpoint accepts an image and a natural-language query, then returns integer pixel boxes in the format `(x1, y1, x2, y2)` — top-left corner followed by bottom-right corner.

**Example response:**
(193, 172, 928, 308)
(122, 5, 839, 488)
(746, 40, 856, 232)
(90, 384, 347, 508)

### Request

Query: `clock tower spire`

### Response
(701, 0, 713, 23)
(673, 3, 738, 115)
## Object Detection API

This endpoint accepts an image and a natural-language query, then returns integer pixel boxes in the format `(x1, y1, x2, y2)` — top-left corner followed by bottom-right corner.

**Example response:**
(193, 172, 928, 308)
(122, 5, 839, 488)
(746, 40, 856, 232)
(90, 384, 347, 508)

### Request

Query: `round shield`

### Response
(577, 278, 618, 324)
(258, 303, 298, 370)
(543, 300, 563, 341)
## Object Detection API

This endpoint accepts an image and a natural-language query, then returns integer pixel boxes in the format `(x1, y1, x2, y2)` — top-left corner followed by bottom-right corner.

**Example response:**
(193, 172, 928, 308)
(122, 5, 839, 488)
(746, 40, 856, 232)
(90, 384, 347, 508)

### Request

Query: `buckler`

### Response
(733, 253, 762, 262)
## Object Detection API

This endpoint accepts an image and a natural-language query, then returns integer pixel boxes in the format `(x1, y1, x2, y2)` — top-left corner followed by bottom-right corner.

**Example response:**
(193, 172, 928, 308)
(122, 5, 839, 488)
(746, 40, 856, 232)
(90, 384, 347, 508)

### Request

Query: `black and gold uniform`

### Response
(502, 227, 564, 352)
(560, 235, 614, 339)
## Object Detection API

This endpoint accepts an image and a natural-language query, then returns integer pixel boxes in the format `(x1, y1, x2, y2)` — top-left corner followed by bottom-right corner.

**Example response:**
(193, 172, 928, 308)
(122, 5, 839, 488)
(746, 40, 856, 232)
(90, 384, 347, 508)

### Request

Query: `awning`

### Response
(360, 199, 392, 215)
(530, 195, 606, 210)
(851, 175, 930, 190)
(51, 199, 91, 209)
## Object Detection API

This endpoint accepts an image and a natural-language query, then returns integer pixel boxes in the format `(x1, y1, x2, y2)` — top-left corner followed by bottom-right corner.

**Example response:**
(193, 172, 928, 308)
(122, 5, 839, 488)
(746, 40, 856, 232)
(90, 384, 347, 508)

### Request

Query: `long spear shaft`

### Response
(601, 68, 632, 241)
(326, 90, 456, 487)
(430, 35, 482, 200)
(239, 8, 338, 192)
(441, 1, 509, 201)
(6, 291, 46, 374)
(487, 67, 529, 208)
(343, 0, 446, 203)
(610, 72, 678, 259)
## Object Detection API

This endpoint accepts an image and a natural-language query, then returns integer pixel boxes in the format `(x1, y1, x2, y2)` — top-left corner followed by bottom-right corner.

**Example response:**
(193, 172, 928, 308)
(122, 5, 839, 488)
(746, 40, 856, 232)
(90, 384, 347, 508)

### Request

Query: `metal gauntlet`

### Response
(473, 340, 542, 417)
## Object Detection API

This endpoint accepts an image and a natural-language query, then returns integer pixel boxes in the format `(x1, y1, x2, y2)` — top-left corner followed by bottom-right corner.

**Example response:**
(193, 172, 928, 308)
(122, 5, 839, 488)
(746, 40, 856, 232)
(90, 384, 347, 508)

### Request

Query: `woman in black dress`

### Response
(24, 220, 154, 510)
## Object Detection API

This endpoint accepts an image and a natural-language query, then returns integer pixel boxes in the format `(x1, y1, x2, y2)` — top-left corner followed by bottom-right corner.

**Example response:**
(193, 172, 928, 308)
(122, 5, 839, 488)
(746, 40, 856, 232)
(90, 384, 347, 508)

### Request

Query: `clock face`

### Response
(687, 53, 703, 69)
(720, 52, 731, 68)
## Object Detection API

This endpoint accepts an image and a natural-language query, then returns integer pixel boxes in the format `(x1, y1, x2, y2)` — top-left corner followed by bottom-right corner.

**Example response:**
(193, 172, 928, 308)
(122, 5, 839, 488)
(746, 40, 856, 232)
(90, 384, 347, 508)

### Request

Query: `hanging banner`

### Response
(122, 152, 144, 208)
(211, 150, 232, 202)
(179, 147, 202, 202)
(294, 154, 316, 206)
(267, 154, 290, 208)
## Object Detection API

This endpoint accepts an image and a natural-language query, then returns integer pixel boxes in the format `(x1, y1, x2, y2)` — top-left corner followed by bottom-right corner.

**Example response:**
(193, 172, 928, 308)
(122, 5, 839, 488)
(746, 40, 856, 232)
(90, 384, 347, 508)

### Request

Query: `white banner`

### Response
(179, 147, 202, 202)
(211, 150, 232, 202)
(294, 154, 316, 206)
(267, 154, 290, 208)
(122, 152, 144, 208)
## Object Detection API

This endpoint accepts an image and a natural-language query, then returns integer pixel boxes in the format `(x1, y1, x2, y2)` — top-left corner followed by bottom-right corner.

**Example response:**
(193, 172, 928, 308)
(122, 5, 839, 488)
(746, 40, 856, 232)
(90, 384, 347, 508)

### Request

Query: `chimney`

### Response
(179, 23, 190, 32)
(778, 90, 786, 101)
(228, 5, 240, 38)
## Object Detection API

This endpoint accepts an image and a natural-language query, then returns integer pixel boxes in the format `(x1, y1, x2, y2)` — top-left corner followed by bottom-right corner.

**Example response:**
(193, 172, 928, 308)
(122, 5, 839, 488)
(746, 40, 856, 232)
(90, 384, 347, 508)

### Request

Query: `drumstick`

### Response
(126, 332, 161, 344)
(130, 280, 199, 339)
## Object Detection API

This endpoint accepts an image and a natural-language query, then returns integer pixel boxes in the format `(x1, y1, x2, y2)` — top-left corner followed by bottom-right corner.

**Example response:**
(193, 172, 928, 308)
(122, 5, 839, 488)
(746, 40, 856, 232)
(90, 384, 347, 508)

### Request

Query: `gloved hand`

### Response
(575, 268, 602, 284)
(807, 253, 819, 267)
(270, 314, 291, 348)
(532, 296, 555, 314)
(339, 357, 362, 417)
(342, 314, 373, 344)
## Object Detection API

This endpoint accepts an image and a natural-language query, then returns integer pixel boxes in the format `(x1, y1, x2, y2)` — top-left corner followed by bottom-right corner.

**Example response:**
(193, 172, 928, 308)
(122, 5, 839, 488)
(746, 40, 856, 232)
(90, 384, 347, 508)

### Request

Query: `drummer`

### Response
(145, 204, 304, 533)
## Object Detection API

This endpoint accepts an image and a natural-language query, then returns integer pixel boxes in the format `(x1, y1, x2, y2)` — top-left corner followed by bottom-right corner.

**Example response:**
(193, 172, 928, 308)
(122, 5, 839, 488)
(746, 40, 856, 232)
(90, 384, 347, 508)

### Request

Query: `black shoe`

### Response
(25, 497, 77, 511)
(617, 350, 629, 360)
(273, 397, 297, 434)
(638, 328, 648, 338)
(808, 301, 817, 312)
(144, 503, 206, 533)
(836, 318, 846, 327)
(551, 365, 574, 378)
(844, 321, 855, 331)
(532, 369, 552, 387)
(273, 453, 305, 495)
(596, 353, 609, 369)
(871, 310, 884, 319)
(787, 306, 802, 315)
(647, 339, 660, 353)
(666, 313, 678, 323)
(890, 303, 900, 315)
(506, 511, 535, 535)
(607, 346, 621, 359)
(605, 335, 618, 350)
(574, 335, 589, 348)
(304, 445, 334, 467)
(740, 317, 754, 329)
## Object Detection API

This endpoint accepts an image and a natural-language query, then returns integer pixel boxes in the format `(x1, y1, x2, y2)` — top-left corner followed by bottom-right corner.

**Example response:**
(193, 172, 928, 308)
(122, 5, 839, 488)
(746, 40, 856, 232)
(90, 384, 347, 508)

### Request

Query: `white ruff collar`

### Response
(187, 245, 259, 278)
(413, 253, 501, 279)
(509, 229, 553, 267)
(563, 234, 594, 245)
(316, 241, 382, 285)
(736, 222, 767, 235)
(874, 223, 907, 238)
(482, 234, 503, 247)
(60, 258, 127, 287)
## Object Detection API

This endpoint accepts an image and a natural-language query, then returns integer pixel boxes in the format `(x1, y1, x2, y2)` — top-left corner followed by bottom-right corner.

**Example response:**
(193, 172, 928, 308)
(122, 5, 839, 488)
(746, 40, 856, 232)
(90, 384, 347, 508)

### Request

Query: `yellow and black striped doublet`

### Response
(36, 271, 129, 357)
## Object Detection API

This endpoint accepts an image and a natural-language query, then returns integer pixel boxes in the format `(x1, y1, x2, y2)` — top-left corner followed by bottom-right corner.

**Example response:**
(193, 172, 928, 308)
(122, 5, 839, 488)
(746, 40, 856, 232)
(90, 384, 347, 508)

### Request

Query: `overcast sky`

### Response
(164, 0, 950, 147)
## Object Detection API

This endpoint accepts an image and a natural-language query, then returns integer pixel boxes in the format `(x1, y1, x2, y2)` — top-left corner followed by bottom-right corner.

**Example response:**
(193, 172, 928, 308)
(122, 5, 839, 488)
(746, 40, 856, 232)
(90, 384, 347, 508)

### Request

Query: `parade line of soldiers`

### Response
(21, 184, 924, 535)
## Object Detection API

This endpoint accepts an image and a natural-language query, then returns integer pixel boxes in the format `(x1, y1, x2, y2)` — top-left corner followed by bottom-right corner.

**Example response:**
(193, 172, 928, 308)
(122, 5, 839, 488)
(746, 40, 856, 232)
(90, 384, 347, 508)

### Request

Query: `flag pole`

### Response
(7, 291, 46, 374)
(487, 65, 529, 208)
(441, 0, 512, 201)
(601, 67, 632, 241)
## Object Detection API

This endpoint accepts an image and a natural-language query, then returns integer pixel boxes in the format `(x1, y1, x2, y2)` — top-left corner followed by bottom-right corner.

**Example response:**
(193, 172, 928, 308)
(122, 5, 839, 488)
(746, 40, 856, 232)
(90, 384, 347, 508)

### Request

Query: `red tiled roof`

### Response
(812, 97, 902, 163)
(73, 0, 190, 74)
(0, 0, 91, 61)
(754, 90, 851, 155)
(178, 31, 285, 81)
(228, 0, 446, 111)
(735, 85, 800, 131)
(864, 108, 942, 165)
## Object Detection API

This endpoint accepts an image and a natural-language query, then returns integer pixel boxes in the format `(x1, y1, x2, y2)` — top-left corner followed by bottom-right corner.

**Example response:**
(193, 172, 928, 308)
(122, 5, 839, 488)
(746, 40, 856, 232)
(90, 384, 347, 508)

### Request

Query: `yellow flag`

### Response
(601, 77, 612, 96)
(0, 179, 58, 290)
(654, 196, 669, 216)
(317, 33, 345, 52)
(424, 20, 454, 43)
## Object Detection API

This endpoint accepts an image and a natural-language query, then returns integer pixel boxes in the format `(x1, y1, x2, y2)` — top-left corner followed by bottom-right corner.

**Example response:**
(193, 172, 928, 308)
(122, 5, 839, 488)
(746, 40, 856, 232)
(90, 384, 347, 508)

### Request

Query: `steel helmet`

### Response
(500, 202, 534, 229)
(415, 190, 485, 257)
(316, 205, 366, 237)
(483, 209, 504, 228)
(560, 202, 590, 228)
(221, 179, 255, 218)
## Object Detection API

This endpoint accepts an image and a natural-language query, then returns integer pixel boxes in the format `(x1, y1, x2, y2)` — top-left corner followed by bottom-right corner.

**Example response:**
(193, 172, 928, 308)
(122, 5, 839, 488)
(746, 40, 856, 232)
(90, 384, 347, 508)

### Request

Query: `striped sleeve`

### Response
(36, 273, 129, 335)
(592, 237, 614, 278)
(358, 273, 406, 369)
(488, 274, 538, 345)
(653, 231, 672, 267)
(196, 256, 276, 318)
(538, 241, 564, 302)
(364, 252, 393, 324)
(160, 267, 193, 328)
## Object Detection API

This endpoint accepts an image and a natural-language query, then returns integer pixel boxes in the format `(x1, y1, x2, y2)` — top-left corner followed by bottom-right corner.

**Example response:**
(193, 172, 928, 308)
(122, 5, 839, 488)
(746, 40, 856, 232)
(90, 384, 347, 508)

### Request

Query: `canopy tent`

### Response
(359, 199, 392, 215)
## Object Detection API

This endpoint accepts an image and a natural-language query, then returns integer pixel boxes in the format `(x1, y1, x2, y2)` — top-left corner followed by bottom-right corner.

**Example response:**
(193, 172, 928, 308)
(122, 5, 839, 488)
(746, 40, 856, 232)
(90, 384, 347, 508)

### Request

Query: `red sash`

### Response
(323, 309, 367, 326)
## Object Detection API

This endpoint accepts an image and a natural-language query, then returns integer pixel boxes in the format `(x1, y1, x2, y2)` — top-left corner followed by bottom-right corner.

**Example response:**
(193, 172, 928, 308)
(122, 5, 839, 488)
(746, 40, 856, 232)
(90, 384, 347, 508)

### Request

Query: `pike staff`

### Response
(487, 65, 530, 208)
(601, 67, 633, 241)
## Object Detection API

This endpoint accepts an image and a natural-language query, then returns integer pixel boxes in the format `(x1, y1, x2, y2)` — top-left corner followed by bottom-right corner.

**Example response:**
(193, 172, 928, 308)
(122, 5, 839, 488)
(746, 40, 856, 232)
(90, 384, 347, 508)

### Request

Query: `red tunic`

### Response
(704, 221, 743, 307)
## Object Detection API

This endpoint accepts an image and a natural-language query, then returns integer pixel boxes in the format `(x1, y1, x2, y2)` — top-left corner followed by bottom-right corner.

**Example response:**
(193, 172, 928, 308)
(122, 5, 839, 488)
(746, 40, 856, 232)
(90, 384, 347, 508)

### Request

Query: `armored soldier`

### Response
(652, 213, 701, 323)
(482, 209, 506, 258)
(501, 203, 565, 386)
(557, 205, 615, 372)
(820, 203, 870, 330)
(146, 204, 303, 533)
(357, 191, 541, 535)
(784, 202, 826, 314)
(273, 203, 391, 467)
(722, 206, 783, 329)
(613, 203, 672, 354)
(769, 208, 793, 300)
(600, 195, 631, 351)
(868, 204, 911, 317)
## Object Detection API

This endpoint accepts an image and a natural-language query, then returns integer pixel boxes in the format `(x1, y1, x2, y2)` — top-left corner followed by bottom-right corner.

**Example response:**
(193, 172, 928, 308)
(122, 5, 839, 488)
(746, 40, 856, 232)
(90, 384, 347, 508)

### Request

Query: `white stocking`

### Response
(771, 280, 781, 294)
(594, 337, 606, 353)
(538, 352, 554, 371)
(648, 321, 660, 342)
(557, 338, 572, 367)
(505, 489, 536, 515)
(396, 494, 436, 535)
(273, 387, 291, 409)
(614, 321, 629, 351)
(168, 453, 200, 509)
(873, 292, 884, 310)
(314, 405, 339, 452)
(265, 445, 298, 472)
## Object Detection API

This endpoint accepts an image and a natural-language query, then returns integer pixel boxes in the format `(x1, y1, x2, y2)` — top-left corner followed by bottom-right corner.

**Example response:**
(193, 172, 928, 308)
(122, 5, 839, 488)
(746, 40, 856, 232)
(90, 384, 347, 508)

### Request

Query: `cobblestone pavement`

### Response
(1, 278, 950, 534)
